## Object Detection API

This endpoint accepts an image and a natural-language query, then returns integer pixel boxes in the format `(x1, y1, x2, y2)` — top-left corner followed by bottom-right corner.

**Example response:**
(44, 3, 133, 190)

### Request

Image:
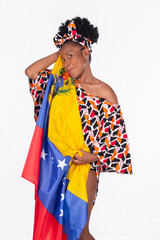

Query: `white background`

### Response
(0, 0, 160, 239)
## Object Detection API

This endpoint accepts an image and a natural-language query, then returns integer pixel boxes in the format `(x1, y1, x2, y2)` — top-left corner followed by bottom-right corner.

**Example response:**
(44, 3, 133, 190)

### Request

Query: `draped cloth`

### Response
(21, 55, 91, 240)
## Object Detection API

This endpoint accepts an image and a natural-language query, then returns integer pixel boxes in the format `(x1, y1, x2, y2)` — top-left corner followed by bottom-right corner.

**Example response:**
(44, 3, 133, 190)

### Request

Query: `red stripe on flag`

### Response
(33, 194, 67, 240)
(21, 125, 43, 186)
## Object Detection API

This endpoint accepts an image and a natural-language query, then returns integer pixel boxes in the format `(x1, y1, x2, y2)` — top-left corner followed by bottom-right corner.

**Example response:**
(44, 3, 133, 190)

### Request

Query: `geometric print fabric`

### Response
(75, 79, 132, 176)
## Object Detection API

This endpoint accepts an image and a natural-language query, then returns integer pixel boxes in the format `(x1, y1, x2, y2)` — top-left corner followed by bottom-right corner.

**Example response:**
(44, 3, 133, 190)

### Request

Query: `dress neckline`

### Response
(74, 79, 121, 107)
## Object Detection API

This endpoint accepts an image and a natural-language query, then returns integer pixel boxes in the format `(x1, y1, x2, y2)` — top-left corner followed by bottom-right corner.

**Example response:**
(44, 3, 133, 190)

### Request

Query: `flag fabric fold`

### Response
(22, 55, 91, 240)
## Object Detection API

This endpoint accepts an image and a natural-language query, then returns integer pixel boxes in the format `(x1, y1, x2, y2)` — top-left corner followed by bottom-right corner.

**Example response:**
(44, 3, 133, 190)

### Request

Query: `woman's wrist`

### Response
(92, 153, 99, 162)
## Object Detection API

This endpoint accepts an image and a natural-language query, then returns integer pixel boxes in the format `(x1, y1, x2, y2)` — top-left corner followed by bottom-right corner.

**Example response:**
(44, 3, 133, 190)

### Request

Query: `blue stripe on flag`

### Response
(38, 133, 71, 225)
(63, 189, 88, 240)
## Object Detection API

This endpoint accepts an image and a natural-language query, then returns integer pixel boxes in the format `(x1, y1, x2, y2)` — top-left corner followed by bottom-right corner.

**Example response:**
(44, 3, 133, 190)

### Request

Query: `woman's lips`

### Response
(68, 68, 73, 73)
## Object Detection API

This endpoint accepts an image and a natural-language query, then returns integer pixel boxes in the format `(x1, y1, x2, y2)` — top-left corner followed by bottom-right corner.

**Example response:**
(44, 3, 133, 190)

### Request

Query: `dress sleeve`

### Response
(28, 69, 51, 122)
(92, 104, 133, 174)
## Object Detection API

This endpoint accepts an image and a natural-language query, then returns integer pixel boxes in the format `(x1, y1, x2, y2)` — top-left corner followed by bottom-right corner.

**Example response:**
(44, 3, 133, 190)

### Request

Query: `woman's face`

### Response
(60, 41, 89, 79)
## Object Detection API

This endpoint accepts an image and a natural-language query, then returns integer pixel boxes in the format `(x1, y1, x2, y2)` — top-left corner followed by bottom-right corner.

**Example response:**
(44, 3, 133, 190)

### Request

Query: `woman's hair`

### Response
(57, 16, 99, 63)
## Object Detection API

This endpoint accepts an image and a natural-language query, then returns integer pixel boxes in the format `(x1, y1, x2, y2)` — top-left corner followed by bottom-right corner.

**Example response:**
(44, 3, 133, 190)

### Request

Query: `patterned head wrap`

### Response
(53, 19, 93, 52)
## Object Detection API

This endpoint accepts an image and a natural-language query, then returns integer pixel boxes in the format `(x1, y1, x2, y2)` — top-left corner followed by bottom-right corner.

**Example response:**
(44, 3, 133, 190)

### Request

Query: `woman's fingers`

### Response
(72, 157, 81, 165)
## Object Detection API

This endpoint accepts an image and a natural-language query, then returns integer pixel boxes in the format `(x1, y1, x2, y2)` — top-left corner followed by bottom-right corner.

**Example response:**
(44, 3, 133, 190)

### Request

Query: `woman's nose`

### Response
(64, 59, 70, 68)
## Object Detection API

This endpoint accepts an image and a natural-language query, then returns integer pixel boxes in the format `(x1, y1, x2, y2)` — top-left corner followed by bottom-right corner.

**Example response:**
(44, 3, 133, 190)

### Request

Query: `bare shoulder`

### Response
(96, 79, 119, 104)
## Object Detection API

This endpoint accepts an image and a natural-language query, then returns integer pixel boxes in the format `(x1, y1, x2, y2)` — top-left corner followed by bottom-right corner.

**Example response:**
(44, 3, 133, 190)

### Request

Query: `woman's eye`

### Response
(62, 54, 72, 62)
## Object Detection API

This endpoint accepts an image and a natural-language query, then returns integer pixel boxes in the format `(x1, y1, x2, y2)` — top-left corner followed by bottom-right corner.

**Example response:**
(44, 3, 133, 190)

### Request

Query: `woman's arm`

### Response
(25, 50, 61, 81)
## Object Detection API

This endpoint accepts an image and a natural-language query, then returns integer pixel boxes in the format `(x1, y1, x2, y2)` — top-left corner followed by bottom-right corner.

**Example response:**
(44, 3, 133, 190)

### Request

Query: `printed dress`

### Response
(28, 69, 133, 209)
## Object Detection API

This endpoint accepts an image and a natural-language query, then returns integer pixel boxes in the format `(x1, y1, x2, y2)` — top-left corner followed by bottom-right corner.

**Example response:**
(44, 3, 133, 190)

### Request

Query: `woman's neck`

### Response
(76, 65, 95, 84)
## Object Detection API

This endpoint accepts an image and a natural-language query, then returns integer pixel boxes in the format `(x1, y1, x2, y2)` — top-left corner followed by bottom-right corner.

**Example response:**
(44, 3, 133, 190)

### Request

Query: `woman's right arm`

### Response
(25, 50, 61, 81)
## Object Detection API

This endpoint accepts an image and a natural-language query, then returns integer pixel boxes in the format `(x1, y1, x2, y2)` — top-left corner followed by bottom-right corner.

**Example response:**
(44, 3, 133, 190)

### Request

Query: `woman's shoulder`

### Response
(95, 78, 119, 105)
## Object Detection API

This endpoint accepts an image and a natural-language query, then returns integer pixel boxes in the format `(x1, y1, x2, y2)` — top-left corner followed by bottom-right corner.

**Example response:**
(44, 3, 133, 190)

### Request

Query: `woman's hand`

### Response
(72, 149, 99, 165)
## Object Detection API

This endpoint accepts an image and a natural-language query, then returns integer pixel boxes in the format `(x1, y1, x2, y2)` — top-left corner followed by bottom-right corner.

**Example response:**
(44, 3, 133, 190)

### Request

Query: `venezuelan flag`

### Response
(21, 55, 91, 240)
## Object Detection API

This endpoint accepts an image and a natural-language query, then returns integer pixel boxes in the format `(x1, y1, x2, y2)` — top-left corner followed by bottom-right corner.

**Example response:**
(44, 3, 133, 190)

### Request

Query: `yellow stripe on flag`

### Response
(66, 163, 91, 202)
(48, 55, 91, 201)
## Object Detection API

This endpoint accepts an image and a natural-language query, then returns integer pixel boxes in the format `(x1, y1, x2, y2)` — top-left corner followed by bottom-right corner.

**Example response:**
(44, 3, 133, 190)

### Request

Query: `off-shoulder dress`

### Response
(28, 69, 133, 209)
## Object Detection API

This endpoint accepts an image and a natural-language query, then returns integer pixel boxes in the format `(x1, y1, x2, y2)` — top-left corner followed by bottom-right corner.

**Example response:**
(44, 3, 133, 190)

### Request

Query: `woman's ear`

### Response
(83, 47, 90, 59)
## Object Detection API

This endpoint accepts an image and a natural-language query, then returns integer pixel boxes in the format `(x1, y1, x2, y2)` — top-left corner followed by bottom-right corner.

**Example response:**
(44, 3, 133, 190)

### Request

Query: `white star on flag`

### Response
(51, 157, 54, 164)
(59, 209, 63, 217)
(62, 177, 66, 185)
(41, 148, 48, 160)
(61, 194, 64, 201)
(57, 158, 67, 170)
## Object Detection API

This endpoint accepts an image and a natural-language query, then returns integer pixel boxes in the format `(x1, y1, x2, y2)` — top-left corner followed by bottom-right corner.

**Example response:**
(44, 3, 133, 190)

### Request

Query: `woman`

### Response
(25, 17, 133, 240)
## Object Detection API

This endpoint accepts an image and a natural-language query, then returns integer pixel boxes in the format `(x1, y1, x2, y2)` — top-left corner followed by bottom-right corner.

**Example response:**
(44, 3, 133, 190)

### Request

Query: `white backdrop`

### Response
(0, 0, 160, 239)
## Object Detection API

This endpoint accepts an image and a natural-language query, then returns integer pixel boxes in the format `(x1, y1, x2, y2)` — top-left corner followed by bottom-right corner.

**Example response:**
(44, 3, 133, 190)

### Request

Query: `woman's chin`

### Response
(69, 73, 77, 79)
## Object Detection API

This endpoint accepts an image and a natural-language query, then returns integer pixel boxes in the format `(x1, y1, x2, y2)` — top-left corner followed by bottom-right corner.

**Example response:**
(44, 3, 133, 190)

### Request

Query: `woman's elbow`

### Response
(25, 68, 38, 81)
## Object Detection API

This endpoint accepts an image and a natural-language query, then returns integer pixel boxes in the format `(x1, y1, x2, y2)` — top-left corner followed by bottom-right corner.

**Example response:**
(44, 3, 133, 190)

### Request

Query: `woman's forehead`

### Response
(61, 41, 80, 54)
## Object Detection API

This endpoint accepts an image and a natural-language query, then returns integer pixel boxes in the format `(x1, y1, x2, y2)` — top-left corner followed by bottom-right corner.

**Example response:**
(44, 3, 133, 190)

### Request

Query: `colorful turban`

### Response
(53, 19, 93, 52)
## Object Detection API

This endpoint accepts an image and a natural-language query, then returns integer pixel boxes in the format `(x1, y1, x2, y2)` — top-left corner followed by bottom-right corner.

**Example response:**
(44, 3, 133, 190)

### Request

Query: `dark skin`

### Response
(60, 41, 119, 240)
(60, 41, 119, 103)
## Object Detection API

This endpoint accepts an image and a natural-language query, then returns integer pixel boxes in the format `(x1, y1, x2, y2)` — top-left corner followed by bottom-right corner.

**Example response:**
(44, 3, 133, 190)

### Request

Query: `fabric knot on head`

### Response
(53, 19, 93, 53)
